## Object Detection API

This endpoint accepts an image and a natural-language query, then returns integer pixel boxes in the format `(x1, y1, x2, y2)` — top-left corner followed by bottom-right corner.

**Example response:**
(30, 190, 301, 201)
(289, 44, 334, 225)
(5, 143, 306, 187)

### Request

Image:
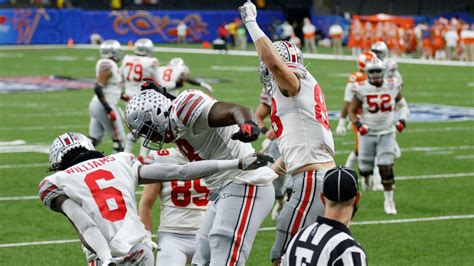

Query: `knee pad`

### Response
(378, 165, 394, 185)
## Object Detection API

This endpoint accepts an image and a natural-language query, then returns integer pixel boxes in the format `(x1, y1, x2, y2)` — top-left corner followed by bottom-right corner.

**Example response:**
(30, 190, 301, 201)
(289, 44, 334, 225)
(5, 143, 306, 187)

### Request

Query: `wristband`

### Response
(103, 103, 112, 113)
(245, 21, 266, 42)
(260, 126, 269, 135)
(354, 120, 362, 129)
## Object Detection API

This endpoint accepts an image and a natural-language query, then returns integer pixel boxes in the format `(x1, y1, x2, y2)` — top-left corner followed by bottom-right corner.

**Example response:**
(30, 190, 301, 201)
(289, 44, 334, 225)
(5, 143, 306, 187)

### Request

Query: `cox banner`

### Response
(0, 8, 283, 44)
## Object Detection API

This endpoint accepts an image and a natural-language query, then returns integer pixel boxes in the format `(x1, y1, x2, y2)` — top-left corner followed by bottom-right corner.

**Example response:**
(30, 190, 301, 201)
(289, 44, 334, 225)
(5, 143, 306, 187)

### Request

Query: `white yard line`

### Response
(0, 163, 49, 169)
(2, 214, 473, 247)
(455, 155, 474, 160)
(1, 172, 471, 202)
(1, 44, 473, 67)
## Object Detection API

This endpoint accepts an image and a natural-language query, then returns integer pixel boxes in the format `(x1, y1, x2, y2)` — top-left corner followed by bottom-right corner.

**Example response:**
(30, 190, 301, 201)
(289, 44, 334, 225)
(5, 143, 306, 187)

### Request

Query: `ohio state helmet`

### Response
(125, 89, 172, 150)
(259, 40, 304, 94)
(49, 132, 95, 169)
(169, 57, 185, 67)
(385, 59, 398, 78)
(357, 51, 376, 72)
(371, 41, 389, 60)
(364, 57, 386, 86)
(100, 40, 122, 62)
(134, 38, 154, 56)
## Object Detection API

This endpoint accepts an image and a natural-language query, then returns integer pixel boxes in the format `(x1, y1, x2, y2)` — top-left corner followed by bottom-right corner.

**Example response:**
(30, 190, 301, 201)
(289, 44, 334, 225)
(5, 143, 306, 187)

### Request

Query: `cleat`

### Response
(384, 200, 397, 214)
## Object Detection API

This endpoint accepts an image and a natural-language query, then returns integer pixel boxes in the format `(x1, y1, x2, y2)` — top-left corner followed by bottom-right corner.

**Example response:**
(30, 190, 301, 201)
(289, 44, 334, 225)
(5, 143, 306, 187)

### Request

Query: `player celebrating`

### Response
(255, 88, 290, 220)
(157, 57, 213, 97)
(125, 86, 277, 265)
(348, 57, 409, 214)
(89, 40, 126, 153)
(139, 148, 209, 265)
(121, 38, 160, 161)
(39, 132, 270, 265)
(239, 2, 336, 265)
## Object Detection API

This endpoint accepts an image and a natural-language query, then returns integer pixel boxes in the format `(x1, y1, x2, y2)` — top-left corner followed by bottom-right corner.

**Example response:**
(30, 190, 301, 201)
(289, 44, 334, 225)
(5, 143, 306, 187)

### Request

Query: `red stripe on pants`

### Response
(228, 185, 255, 266)
(290, 171, 314, 236)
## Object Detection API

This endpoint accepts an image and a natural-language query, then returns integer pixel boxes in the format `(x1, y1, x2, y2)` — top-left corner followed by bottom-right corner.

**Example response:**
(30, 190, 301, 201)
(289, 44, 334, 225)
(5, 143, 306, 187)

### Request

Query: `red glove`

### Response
(107, 110, 117, 122)
(355, 121, 369, 136)
(395, 119, 406, 133)
(231, 120, 260, 142)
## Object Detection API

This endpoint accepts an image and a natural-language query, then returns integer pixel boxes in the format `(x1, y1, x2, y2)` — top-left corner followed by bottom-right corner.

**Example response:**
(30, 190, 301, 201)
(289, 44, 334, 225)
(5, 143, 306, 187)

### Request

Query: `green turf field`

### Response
(0, 47, 473, 265)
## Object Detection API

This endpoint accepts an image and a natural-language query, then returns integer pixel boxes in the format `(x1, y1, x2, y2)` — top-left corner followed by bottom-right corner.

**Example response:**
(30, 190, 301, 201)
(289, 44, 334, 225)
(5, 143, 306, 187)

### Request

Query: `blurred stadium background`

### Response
(0, 0, 473, 265)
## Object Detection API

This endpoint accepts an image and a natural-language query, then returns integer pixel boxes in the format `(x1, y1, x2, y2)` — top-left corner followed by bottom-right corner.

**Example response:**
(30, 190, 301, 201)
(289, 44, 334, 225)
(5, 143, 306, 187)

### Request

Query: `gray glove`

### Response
(239, 153, 274, 170)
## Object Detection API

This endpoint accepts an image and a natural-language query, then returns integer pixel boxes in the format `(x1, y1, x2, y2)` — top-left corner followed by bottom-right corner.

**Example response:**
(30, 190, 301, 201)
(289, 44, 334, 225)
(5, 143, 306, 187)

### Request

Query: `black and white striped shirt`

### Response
(283, 216, 367, 266)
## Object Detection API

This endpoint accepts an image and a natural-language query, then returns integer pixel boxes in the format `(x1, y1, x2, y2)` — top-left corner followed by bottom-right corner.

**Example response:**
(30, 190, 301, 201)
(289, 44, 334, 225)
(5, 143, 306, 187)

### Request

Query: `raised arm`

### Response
(240, 1, 300, 96)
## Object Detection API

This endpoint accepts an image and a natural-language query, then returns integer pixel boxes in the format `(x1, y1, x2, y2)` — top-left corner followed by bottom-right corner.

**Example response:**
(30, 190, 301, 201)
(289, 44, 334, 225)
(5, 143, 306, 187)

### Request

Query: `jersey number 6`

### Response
(85, 169, 127, 222)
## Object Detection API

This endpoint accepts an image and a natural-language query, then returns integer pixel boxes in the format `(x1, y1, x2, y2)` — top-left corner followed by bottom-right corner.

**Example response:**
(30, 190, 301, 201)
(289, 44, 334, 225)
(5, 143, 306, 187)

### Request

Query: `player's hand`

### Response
(112, 249, 147, 265)
(121, 93, 130, 102)
(112, 140, 123, 153)
(141, 77, 177, 100)
(265, 129, 276, 140)
(355, 121, 369, 136)
(107, 110, 117, 122)
(239, 1, 257, 24)
(335, 118, 347, 136)
(395, 119, 406, 133)
(143, 230, 159, 251)
(231, 120, 260, 142)
(239, 153, 274, 170)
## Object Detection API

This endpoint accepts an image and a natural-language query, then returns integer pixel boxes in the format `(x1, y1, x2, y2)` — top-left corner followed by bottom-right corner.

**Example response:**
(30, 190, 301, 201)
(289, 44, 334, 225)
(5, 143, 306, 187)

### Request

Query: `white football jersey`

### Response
(157, 65, 190, 96)
(95, 58, 122, 106)
(121, 54, 159, 97)
(146, 148, 208, 235)
(38, 153, 146, 256)
(169, 90, 276, 191)
(269, 64, 335, 174)
(354, 78, 402, 134)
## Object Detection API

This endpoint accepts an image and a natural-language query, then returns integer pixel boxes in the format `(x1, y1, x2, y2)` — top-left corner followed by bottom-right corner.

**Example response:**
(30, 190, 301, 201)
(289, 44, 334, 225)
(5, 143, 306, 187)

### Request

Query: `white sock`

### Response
(345, 151, 358, 169)
(384, 190, 394, 201)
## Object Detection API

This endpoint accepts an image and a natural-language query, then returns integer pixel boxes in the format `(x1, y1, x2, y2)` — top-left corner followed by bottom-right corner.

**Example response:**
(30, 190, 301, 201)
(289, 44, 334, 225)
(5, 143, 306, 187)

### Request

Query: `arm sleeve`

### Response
(61, 199, 113, 263)
(396, 97, 409, 120)
(38, 178, 64, 212)
(343, 83, 355, 102)
(138, 159, 239, 182)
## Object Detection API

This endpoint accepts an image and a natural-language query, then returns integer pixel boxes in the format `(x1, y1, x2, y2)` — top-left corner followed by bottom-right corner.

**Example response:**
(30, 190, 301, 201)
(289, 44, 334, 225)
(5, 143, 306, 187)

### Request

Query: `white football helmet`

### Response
(385, 59, 398, 78)
(371, 41, 388, 60)
(357, 51, 376, 72)
(365, 57, 386, 86)
(169, 57, 185, 67)
(100, 40, 122, 62)
(125, 89, 172, 150)
(49, 132, 95, 169)
(134, 38, 154, 56)
(259, 40, 304, 94)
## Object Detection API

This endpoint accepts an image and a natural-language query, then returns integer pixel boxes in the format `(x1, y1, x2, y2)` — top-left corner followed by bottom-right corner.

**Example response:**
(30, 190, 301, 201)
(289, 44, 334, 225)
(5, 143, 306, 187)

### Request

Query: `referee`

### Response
(282, 166, 367, 266)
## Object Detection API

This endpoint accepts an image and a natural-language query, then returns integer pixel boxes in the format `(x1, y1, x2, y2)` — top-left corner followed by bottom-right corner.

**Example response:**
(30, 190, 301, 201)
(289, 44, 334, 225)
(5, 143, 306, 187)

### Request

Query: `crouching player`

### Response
(348, 57, 409, 214)
(38, 132, 271, 265)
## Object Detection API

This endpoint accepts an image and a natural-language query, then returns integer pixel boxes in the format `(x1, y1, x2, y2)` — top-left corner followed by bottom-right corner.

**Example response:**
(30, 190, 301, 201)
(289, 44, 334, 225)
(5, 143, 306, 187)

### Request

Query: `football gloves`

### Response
(239, 1, 257, 24)
(239, 153, 274, 170)
(141, 77, 176, 100)
(395, 119, 406, 133)
(354, 120, 369, 136)
(335, 118, 347, 136)
(231, 120, 260, 142)
(107, 110, 117, 122)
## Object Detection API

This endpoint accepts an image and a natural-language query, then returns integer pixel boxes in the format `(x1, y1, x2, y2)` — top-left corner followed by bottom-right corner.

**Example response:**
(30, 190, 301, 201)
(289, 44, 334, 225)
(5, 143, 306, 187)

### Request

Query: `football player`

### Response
(139, 148, 209, 266)
(89, 40, 126, 153)
(157, 57, 213, 97)
(125, 86, 277, 265)
(39, 132, 270, 265)
(255, 87, 291, 220)
(239, 2, 336, 265)
(335, 51, 384, 191)
(348, 57, 409, 214)
(121, 38, 160, 161)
